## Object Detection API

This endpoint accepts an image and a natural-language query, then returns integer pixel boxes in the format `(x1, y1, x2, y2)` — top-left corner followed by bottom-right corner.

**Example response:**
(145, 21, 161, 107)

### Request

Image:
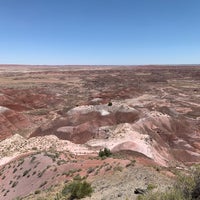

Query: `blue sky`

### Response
(0, 0, 200, 65)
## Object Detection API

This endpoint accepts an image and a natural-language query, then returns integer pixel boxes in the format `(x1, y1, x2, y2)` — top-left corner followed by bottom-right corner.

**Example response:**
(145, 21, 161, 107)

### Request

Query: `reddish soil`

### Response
(0, 108, 30, 140)
(0, 152, 130, 200)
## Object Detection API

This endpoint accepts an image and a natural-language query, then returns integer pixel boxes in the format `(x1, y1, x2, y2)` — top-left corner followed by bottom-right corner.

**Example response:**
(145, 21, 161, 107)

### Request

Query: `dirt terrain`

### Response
(0, 65, 199, 199)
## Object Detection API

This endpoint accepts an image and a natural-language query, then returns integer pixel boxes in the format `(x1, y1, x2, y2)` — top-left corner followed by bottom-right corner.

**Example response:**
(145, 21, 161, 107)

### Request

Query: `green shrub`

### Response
(147, 183, 157, 191)
(108, 102, 112, 106)
(62, 179, 93, 199)
(54, 192, 65, 200)
(34, 190, 41, 194)
(175, 171, 195, 199)
(98, 148, 112, 158)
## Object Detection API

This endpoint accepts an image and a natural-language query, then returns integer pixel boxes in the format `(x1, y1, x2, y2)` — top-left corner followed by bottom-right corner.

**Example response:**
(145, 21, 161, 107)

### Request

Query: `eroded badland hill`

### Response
(0, 65, 199, 200)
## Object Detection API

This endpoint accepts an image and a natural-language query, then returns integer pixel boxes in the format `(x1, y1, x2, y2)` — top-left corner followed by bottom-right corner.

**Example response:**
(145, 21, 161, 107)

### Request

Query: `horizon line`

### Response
(0, 64, 200, 66)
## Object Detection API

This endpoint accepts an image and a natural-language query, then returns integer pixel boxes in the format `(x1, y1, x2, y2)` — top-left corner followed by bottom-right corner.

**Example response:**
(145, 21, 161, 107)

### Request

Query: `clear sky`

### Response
(0, 0, 200, 65)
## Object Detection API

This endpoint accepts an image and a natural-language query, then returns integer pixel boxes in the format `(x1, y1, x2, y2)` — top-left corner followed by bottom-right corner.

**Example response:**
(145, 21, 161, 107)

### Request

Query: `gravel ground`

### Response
(83, 165, 174, 200)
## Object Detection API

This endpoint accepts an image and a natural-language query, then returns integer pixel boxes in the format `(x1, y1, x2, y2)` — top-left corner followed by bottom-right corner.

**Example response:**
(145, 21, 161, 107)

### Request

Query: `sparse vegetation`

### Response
(39, 181, 48, 188)
(137, 190, 184, 200)
(126, 160, 136, 167)
(147, 183, 157, 191)
(38, 169, 46, 177)
(57, 159, 67, 165)
(114, 165, 123, 172)
(87, 167, 95, 174)
(12, 181, 18, 188)
(32, 171, 36, 175)
(30, 156, 36, 163)
(23, 169, 31, 177)
(34, 190, 41, 194)
(138, 167, 200, 200)
(17, 159, 24, 167)
(45, 151, 59, 162)
(68, 169, 79, 175)
(13, 168, 17, 173)
(29, 108, 49, 116)
(61, 178, 93, 199)
(73, 174, 82, 181)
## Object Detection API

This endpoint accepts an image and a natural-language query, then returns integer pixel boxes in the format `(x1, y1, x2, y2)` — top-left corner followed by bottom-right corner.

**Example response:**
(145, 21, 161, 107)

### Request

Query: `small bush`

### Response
(39, 181, 47, 188)
(147, 183, 157, 191)
(34, 190, 41, 194)
(32, 171, 36, 175)
(23, 169, 31, 177)
(108, 102, 112, 106)
(37, 170, 45, 177)
(98, 148, 112, 158)
(62, 179, 93, 199)
(12, 181, 18, 188)
(30, 156, 36, 163)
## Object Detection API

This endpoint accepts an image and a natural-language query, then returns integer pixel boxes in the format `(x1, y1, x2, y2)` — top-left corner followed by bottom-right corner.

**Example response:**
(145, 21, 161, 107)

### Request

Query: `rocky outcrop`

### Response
(30, 100, 200, 166)
(30, 104, 140, 143)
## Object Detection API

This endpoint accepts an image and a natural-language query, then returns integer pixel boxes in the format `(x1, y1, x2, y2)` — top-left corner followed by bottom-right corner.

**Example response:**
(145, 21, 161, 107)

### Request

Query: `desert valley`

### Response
(0, 65, 199, 200)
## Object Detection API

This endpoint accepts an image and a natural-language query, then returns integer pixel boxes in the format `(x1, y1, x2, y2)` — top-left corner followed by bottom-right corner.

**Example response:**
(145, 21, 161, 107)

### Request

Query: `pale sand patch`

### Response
(0, 156, 16, 166)
(0, 106, 9, 113)
(100, 109, 110, 116)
